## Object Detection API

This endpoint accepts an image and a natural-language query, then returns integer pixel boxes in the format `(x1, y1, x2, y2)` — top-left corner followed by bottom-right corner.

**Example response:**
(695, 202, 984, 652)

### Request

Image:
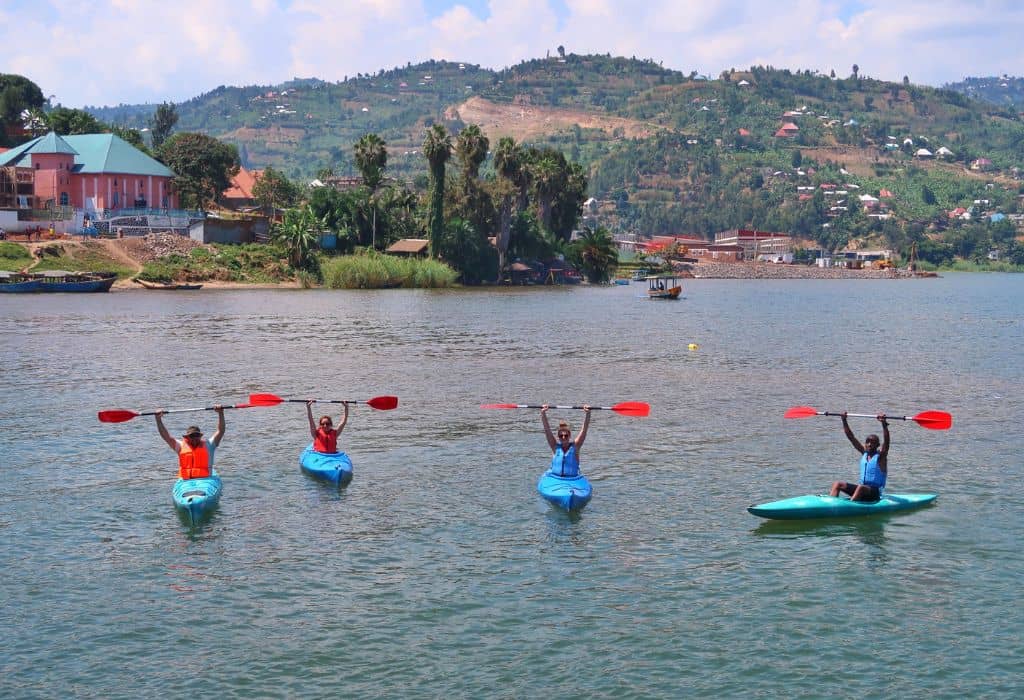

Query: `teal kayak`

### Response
(537, 470, 592, 511)
(299, 444, 353, 486)
(748, 493, 937, 520)
(172, 471, 222, 526)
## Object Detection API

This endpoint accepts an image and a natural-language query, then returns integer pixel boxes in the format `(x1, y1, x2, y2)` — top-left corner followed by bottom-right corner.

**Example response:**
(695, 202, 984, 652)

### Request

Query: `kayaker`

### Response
(541, 404, 591, 477)
(307, 400, 348, 454)
(830, 412, 889, 501)
(155, 406, 225, 479)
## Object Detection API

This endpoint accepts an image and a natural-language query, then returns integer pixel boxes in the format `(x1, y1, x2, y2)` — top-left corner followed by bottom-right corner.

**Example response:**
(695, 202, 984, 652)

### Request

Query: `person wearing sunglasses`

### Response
(155, 405, 226, 479)
(541, 404, 591, 477)
(830, 412, 889, 502)
(307, 400, 349, 454)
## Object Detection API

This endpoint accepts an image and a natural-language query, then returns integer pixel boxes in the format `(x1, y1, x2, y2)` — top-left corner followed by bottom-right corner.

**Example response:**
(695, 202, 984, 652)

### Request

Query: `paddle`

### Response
(248, 393, 399, 411)
(783, 406, 952, 430)
(481, 401, 651, 417)
(98, 402, 257, 424)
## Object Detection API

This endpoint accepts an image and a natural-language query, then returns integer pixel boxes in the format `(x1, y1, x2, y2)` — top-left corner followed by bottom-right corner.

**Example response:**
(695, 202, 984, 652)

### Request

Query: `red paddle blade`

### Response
(98, 409, 140, 423)
(912, 410, 953, 430)
(784, 406, 820, 419)
(611, 401, 650, 417)
(248, 393, 285, 406)
(366, 395, 399, 410)
(481, 403, 520, 409)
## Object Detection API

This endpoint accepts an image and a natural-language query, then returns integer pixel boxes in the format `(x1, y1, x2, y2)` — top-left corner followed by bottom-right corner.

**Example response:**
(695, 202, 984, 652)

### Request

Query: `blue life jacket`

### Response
(859, 452, 886, 489)
(551, 444, 580, 477)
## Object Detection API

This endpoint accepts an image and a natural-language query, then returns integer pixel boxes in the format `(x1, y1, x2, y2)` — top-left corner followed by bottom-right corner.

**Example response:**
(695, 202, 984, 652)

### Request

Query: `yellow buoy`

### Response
(688, 343, 699, 351)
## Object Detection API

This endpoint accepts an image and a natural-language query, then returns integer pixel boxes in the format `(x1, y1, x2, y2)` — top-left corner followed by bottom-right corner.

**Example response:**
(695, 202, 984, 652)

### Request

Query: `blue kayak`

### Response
(300, 444, 353, 486)
(748, 493, 937, 520)
(172, 471, 222, 526)
(537, 470, 592, 511)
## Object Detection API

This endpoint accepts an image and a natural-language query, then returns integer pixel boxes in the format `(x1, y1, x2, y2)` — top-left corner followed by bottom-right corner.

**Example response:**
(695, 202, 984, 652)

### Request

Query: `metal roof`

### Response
(0, 131, 174, 177)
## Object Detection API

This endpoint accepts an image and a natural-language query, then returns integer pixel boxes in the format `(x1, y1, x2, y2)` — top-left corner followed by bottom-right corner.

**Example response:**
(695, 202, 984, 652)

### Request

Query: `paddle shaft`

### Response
(274, 399, 373, 405)
(823, 412, 910, 421)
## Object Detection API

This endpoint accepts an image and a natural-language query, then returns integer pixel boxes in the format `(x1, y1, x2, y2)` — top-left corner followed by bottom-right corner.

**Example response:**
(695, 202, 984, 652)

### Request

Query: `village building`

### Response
(221, 166, 263, 210)
(0, 131, 178, 215)
(714, 229, 792, 260)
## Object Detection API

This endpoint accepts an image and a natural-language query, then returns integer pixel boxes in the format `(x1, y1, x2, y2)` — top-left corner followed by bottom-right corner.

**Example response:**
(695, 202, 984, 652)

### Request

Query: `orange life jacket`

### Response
(314, 427, 338, 454)
(179, 439, 211, 479)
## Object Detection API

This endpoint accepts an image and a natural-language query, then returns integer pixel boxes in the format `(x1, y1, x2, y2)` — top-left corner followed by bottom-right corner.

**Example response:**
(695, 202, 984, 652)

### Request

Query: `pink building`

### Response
(0, 131, 178, 213)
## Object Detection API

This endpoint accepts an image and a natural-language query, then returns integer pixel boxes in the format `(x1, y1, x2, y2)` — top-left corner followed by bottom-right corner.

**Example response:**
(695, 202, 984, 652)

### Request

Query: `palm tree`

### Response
(493, 137, 524, 274)
(354, 133, 388, 249)
(570, 226, 618, 283)
(530, 151, 566, 232)
(455, 124, 489, 182)
(422, 124, 452, 259)
(273, 205, 325, 269)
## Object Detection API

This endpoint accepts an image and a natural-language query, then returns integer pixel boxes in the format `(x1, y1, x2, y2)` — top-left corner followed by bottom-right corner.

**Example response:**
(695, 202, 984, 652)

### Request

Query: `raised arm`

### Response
(155, 411, 180, 452)
(336, 403, 349, 434)
(541, 405, 556, 451)
(841, 413, 864, 453)
(877, 414, 890, 470)
(210, 406, 226, 447)
(574, 406, 592, 452)
(307, 400, 318, 439)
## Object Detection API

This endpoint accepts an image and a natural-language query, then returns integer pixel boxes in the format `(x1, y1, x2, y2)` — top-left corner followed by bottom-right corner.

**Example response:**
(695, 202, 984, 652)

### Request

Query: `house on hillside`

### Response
(936, 146, 955, 159)
(915, 148, 933, 159)
(774, 122, 799, 138)
(221, 166, 263, 210)
(971, 158, 994, 171)
(0, 131, 178, 214)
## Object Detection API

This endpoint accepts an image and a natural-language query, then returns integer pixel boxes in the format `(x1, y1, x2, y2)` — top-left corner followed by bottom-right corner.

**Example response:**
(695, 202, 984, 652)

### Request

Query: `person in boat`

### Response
(830, 413, 889, 501)
(155, 406, 225, 480)
(307, 400, 348, 454)
(541, 404, 591, 477)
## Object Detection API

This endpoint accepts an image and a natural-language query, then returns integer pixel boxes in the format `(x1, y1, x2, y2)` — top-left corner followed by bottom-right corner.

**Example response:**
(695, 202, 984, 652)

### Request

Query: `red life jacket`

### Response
(314, 427, 338, 453)
(179, 440, 211, 479)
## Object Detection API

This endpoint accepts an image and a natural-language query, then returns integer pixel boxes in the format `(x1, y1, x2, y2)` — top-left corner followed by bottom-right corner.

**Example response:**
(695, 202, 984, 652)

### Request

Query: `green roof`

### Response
(0, 131, 174, 177)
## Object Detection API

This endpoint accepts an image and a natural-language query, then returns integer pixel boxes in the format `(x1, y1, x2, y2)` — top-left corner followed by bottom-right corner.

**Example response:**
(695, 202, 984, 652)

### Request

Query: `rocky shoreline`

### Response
(685, 261, 920, 279)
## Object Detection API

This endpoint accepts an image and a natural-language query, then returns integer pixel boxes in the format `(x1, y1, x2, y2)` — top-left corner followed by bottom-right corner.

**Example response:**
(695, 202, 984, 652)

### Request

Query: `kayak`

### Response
(537, 470, 592, 511)
(172, 471, 223, 526)
(299, 444, 353, 486)
(747, 493, 937, 520)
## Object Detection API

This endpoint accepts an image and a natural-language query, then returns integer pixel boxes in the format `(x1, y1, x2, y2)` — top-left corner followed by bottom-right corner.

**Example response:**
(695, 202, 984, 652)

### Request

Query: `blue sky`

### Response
(2, 0, 1022, 108)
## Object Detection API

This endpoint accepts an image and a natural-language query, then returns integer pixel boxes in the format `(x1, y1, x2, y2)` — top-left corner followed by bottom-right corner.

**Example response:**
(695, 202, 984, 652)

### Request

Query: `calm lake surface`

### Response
(1, 274, 1022, 698)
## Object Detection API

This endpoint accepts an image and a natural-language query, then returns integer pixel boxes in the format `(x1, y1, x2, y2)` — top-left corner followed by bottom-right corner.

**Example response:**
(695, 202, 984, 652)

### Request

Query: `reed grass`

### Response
(320, 251, 457, 288)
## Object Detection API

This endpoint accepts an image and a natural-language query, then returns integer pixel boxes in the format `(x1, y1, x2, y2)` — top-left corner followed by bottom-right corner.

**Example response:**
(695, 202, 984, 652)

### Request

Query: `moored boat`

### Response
(299, 443, 354, 486)
(172, 471, 223, 526)
(0, 269, 116, 293)
(646, 275, 682, 299)
(747, 493, 937, 520)
(537, 470, 593, 511)
(133, 278, 203, 290)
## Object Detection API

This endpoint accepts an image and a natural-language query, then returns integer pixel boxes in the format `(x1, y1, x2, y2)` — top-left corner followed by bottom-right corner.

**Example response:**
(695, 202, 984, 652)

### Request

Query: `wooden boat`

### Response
(0, 269, 116, 293)
(646, 275, 682, 299)
(133, 278, 203, 290)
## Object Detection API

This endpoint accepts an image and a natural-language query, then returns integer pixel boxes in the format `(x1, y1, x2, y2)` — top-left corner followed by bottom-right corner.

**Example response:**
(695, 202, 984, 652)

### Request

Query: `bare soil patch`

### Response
(445, 96, 663, 142)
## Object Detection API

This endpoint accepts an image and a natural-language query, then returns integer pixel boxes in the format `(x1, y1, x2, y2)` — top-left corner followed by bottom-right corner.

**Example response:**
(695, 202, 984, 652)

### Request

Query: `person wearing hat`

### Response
(155, 406, 226, 480)
(540, 403, 591, 477)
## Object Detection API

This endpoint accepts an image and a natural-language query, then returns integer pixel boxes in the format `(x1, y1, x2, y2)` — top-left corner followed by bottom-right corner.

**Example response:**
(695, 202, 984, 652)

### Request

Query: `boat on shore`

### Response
(631, 269, 650, 282)
(646, 275, 682, 299)
(0, 269, 117, 293)
(133, 278, 203, 290)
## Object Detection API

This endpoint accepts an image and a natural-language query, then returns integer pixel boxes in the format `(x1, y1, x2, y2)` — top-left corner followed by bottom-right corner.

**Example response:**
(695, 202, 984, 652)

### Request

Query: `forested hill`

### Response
(91, 57, 1024, 248)
(944, 76, 1024, 109)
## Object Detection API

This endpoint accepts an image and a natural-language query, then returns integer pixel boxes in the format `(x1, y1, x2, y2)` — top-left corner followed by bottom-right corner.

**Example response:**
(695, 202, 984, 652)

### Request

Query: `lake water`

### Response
(1, 274, 1022, 698)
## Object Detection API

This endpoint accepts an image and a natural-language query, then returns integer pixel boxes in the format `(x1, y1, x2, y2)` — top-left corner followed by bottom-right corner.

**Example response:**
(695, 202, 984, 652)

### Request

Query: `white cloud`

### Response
(2, 0, 1022, 107)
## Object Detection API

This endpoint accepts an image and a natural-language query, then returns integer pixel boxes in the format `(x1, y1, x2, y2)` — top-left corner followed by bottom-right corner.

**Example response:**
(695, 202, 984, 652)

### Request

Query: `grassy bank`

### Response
(320, 251, 457, 289)
(138, 243, 295, 284)
(0, 242, 33, 271)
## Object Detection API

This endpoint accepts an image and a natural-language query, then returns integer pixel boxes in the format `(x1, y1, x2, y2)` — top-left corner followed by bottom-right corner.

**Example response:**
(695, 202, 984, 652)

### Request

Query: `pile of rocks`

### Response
(690, 261, 896, 280)
(118, 233, 205, 264)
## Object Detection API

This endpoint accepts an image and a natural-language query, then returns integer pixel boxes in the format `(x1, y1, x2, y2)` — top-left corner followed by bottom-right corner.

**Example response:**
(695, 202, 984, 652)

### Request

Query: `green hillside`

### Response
(90, 57, 1024, 253)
